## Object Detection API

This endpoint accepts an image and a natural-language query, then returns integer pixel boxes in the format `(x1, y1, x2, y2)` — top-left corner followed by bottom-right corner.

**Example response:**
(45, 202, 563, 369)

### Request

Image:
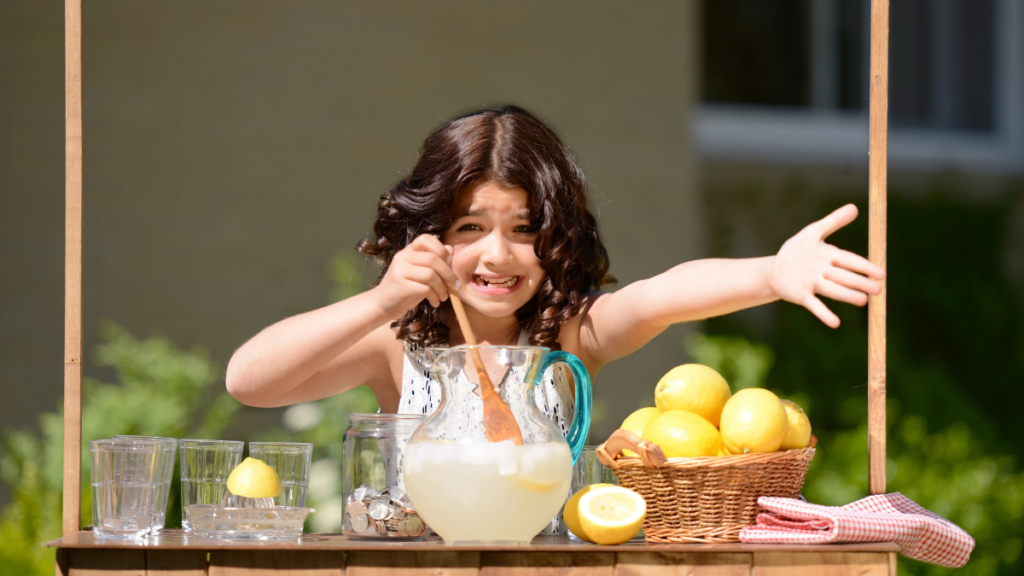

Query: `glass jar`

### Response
(341, 413, 431, 540)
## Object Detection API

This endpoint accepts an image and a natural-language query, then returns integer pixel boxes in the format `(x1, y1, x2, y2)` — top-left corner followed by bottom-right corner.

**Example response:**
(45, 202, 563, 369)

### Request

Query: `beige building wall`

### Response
(1, 0, 704, 466)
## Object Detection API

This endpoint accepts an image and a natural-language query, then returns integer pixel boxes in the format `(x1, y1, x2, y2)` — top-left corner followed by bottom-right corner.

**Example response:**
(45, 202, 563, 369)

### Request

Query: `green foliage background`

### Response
(701, 190, 1024, 575)
(0, 321, 242, 574)
(0, 252, 378, 574)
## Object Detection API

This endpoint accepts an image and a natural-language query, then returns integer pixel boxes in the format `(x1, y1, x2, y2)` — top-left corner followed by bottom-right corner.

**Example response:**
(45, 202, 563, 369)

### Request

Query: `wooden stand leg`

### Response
(867, 0, 890, 497)
(63, 0, 85, 537)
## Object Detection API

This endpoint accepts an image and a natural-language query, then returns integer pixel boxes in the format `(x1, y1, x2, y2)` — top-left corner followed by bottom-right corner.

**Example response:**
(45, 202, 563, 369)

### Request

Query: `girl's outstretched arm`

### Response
(226, 235, 459, 408)
(577, 204, 885, 370)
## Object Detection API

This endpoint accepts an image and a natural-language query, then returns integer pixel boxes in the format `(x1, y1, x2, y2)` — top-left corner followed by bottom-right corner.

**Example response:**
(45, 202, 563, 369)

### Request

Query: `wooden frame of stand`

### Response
(53, 1, 895, 574)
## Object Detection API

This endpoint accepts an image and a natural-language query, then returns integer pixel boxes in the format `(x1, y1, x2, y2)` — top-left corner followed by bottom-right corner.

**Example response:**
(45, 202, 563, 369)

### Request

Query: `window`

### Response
(695, 0, 1023, 173)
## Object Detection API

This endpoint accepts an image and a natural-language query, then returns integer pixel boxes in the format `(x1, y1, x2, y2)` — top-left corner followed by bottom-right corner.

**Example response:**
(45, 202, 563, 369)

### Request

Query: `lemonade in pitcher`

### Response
(404, 441, 572, 542)
(402, 345, 591, 544)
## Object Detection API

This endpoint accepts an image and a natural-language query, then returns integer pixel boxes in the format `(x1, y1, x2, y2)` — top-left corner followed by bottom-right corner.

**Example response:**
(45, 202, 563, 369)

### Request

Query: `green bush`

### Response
(703, 188, 1024, 574)
(0, 322, 241, 575)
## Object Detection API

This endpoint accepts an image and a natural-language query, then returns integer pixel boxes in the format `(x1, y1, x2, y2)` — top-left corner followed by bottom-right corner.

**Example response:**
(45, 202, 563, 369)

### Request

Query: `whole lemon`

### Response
(654, 364, 731, 427)
(641, 410, 722, 458)
(226, 457, 282, 499)
(619, 407, 661, 457)
(563, 483, 615, 542)
(779, 399, 812, 450)
(719, 389, 789, 454)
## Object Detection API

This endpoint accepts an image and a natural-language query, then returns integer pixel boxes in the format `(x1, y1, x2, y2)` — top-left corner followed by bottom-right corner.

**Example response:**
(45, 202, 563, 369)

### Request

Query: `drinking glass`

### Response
(90, 439, 162, 539)
(112, 436, 177, 534)
(178, 439, 243, 532)
(566, 445, 630, 541)
(571, 445, 619, 492)
(248, 442, 313, 507)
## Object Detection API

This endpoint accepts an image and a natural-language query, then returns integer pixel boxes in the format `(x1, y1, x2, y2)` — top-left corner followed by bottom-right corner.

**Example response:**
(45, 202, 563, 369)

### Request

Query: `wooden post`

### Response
(63, 0, 84, 536)
(867, 0, 889, 496)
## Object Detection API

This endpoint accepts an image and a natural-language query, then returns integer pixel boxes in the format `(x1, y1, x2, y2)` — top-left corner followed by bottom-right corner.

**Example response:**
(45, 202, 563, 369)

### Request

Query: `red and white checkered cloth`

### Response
(739, 492, 975, 568)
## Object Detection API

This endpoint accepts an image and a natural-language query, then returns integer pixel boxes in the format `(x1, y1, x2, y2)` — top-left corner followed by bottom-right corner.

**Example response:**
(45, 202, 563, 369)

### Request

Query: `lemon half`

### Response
(226, 457, 282, 499)
(563, 483, 615, 542)
(578, 486, 646, 545)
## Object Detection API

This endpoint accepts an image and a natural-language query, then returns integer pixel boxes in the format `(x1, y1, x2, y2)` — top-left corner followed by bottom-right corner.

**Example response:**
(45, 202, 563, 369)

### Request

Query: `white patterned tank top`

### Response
(397, 330, 576, 438)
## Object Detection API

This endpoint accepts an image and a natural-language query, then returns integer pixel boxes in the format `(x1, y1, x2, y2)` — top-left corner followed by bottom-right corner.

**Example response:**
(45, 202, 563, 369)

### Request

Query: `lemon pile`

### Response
(226, 457, 282, 499)
(625, 364, 812, 457)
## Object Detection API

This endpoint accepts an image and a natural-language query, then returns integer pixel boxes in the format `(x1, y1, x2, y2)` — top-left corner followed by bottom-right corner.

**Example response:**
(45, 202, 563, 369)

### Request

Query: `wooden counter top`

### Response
(48, 529, 901, 553)
(51, 531, 901, 575)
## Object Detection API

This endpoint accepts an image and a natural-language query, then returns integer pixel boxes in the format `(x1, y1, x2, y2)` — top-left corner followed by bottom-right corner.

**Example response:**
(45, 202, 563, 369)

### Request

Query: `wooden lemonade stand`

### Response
(49, 1, 899, 573)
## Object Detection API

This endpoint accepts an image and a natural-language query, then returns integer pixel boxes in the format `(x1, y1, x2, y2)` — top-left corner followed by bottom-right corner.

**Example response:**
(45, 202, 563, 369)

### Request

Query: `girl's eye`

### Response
(514, 225, 537, 234)
(457, 224, 482, 232)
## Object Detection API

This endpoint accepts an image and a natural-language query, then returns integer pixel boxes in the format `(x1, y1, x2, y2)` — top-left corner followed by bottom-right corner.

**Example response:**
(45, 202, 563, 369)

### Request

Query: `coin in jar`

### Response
(347, 500, 369, 516)
(368, 498, 393, 520)
(393, 519, 407, 537)
(375, 519, 388, 536)
(349, 511, 370, 534)
(404, 515, 425, 537)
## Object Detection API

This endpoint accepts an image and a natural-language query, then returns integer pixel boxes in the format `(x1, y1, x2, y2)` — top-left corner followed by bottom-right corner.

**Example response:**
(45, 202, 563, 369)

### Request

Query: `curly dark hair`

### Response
(356, 105, 614, 349)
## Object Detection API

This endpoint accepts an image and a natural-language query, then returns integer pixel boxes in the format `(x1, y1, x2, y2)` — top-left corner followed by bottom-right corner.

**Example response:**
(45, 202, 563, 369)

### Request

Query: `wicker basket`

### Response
(595, 429, 816, 543)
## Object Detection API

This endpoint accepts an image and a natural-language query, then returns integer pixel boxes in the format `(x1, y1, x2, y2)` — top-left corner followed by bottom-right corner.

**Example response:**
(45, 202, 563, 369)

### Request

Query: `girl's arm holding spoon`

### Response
(226, 235, 459, 408)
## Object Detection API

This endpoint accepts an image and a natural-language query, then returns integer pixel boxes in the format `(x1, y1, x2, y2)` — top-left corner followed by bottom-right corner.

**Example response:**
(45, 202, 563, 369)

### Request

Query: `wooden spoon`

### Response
(448, 291, 524, 445)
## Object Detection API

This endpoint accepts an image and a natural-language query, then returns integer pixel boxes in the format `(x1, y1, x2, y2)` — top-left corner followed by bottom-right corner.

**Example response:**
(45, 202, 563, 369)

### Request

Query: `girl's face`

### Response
(443, 181, 545, 319)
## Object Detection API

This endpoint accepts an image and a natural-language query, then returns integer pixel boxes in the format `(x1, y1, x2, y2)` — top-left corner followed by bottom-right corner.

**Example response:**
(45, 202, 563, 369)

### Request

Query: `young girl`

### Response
(225, 105, 885, 427)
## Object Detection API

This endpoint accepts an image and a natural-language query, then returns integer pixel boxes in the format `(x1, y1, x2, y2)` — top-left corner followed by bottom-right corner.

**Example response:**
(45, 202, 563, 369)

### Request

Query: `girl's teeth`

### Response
(476, 276, 518, 288)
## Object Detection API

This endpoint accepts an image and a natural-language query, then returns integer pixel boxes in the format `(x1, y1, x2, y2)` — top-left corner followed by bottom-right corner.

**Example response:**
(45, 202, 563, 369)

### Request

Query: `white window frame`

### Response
(693, 0, 1024, 175)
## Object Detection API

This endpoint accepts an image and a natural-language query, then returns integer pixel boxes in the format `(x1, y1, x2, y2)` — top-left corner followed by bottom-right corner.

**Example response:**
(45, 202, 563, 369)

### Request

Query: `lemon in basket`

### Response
(563, 483, 615, 542)
(779, 399, 812, 450)
(654, 364, 731, 427)
(641, 410, 722, 458)
(719, 389, 789, 454)
(578, 486, 647, 545)
(619, 407, 661, 457)
(226, 457, 282, 499)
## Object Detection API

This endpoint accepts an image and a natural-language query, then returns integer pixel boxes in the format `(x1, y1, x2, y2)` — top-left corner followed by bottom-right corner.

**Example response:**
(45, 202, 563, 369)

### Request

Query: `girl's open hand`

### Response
(768, 204, 886, 328)
(374, 234, 461, 318)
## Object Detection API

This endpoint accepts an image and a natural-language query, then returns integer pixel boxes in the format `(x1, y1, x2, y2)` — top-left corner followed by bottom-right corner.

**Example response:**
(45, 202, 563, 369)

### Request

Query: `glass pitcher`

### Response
(403, 345, 592, 544)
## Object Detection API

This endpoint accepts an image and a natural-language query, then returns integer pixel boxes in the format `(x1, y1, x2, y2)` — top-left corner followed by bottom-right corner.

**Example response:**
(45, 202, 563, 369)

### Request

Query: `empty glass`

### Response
(248, 442, 313, 507)
(90, 439, 162, 539)
(178, 439, 243, 532)
(111, 436, 177, 534)
(571, 445, 619, 492)
(567, 445, 625, 541)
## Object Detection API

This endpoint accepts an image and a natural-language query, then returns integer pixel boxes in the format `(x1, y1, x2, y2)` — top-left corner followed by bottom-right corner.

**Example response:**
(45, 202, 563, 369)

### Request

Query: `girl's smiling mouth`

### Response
(471, 274, 524, 294)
